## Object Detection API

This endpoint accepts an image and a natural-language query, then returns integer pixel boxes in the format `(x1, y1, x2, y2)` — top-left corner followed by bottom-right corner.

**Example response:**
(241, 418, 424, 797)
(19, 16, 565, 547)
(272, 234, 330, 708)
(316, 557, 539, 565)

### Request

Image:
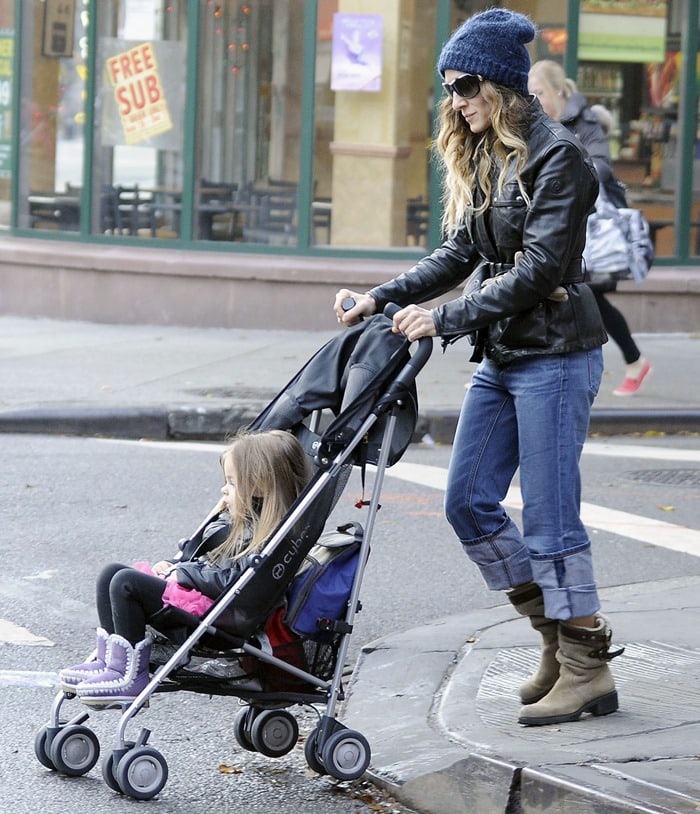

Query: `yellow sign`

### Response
(105, 42, 172, 145)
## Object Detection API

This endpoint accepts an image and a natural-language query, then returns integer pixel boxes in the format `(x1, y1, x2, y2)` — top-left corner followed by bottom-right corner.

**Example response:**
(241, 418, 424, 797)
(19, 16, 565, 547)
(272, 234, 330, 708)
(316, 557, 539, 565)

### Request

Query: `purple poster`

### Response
(331, 13, 383, 92)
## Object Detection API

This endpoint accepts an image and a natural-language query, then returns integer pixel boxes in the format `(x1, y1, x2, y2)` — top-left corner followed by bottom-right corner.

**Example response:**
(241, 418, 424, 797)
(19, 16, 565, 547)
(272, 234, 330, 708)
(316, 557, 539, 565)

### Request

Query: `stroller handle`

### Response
(342, 297, 407, 322)
(382, 302, 433, 384)
(383, 301, 433, 366)
(382, 302, 401, 320)
(341, 297, 433, 372)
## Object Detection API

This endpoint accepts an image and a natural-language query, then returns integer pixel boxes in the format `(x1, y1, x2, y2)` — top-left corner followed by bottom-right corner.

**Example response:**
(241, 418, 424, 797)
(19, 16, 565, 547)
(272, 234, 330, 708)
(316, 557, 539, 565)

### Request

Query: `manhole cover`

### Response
(476, 642, 700, 738)
(624, 469, 700, 487)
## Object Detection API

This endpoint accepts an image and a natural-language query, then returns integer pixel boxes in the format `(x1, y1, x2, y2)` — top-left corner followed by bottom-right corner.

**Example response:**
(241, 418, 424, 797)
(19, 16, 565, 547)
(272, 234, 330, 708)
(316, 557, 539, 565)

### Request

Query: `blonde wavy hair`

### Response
(435, 80, 532, 235)
(209, 429, 311, 564)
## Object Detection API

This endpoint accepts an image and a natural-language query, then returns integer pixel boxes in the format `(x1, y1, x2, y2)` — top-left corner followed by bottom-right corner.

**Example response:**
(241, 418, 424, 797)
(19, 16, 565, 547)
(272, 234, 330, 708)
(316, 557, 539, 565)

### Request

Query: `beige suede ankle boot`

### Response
(507, 582, 559, 704)
(518, 614, 624, 726)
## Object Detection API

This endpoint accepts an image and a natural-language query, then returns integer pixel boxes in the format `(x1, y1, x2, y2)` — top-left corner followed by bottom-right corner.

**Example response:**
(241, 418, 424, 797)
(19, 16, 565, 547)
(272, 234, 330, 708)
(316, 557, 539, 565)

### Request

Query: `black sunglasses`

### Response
(442, 73, 483, 100)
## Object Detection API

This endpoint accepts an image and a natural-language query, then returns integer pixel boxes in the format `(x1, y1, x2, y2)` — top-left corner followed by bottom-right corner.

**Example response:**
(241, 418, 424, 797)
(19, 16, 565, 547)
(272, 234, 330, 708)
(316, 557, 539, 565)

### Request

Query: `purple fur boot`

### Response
(58, 627, 111, 693)
(76, 635, 151, 707)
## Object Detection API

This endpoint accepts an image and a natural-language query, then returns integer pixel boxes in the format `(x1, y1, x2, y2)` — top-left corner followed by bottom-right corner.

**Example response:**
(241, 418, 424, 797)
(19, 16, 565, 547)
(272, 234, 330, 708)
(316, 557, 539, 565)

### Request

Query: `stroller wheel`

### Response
(102, 751, 123, 794)
(49, 724, 100, 777)
(34, 725, 57, 771)
(303, 727, 327, 775)
(321, 729, 371, 781)
(115, 746, 168, 800)
(250, 710, 299, 758)
(233, 707, 257, 752)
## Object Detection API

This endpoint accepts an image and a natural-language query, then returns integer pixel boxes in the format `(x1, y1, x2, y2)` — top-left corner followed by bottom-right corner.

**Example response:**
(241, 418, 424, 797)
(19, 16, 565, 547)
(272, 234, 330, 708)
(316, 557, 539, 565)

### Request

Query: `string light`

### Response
(211, 2, 251, 76)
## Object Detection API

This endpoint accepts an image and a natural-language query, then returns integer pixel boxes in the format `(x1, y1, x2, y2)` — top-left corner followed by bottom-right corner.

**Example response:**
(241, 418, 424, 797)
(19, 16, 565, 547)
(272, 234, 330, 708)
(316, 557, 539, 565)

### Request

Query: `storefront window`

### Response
(573, 1, 675, 259)
(192, 0, 304, 245)
(15, 0, 186, 237)
(637, 0, 700, 260)
(7, 0, 698, 264)
(16, 0, 88, 232)
(92, 0, 186, 238)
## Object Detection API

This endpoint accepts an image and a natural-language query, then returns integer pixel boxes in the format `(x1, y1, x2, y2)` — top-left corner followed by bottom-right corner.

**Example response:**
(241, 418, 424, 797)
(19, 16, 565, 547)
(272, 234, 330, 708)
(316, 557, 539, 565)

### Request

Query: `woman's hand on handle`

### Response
(333, 289, 377, 325)
(392, 304, 437, 342)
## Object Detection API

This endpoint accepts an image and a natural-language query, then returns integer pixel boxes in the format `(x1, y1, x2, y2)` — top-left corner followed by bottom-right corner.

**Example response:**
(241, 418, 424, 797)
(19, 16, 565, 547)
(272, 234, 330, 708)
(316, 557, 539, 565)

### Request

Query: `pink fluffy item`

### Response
(131, 561, 214, 616)
(162, 581, 215, 616)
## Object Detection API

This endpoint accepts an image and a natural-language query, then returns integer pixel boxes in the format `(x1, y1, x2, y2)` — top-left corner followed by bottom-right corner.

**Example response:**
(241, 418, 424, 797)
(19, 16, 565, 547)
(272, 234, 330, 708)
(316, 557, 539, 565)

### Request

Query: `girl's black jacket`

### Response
(171, 512, 255, 600)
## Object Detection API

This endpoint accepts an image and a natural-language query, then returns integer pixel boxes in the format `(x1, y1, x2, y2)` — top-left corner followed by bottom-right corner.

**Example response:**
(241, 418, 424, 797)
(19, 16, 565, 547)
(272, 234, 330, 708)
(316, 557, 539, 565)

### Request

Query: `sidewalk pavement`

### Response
(2, 315, 700, 814)
(0, 315, 699, 439)
(345, 577, 700, 814)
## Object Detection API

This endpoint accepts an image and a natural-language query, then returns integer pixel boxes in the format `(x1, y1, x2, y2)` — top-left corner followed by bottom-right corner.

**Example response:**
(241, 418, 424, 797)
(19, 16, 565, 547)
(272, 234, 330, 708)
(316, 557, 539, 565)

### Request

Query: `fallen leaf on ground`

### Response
(218, 763, 243, 774)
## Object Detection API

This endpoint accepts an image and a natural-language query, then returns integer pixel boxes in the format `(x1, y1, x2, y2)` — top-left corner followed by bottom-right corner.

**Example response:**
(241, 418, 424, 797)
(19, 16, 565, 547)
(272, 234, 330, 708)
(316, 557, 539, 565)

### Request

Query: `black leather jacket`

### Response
(171, 512, 256, 600)
(369, 104, 607, 365)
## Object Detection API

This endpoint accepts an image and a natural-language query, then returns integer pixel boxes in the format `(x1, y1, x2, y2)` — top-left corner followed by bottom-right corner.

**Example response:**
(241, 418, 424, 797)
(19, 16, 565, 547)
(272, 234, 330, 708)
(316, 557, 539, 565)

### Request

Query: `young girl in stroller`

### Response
(58, 429, 311, 707)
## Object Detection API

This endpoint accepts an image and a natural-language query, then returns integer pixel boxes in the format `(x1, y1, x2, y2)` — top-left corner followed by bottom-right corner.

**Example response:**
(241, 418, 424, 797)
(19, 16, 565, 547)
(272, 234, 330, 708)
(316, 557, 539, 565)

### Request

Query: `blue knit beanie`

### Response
(437, 8, 535, 96)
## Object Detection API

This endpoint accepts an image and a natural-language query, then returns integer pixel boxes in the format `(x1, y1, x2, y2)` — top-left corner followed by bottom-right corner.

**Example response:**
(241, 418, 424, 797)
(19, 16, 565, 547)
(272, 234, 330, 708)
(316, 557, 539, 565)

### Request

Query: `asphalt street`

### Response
(1, 315, 700, 813)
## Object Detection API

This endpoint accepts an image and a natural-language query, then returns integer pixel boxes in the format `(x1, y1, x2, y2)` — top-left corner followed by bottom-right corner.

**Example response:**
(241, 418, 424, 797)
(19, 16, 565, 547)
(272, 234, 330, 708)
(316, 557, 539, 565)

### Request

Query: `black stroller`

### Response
(33, 306, 432, 800)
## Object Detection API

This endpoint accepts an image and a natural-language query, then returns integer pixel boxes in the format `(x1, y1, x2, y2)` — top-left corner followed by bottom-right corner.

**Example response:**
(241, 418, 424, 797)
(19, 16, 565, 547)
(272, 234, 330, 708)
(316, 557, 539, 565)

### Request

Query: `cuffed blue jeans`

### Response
(444, 349, 603, 620)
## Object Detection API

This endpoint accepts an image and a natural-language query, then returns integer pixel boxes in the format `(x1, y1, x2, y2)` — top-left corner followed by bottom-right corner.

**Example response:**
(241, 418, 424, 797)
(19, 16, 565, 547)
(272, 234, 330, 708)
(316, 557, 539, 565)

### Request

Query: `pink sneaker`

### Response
(613, 359, 651, 396)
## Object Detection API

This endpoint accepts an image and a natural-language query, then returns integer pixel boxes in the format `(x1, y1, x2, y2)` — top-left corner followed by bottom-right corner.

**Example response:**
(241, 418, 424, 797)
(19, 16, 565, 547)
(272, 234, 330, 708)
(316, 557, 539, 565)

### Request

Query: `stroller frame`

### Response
(34, 310, 432, 800)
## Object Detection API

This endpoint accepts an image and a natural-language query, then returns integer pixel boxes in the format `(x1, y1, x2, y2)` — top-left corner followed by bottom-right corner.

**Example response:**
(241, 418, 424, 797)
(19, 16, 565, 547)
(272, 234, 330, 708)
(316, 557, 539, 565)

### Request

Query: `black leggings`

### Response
(592, 289, 640, 365)
(96, 563, 166, 645)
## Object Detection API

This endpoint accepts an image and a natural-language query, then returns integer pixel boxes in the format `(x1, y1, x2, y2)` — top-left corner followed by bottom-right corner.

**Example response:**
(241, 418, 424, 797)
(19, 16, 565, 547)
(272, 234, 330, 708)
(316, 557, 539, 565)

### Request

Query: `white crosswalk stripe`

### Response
(0, 618, 54, 646)
(99, 437, 700, 555)
(0, 670, 59, 688)
(388, 459, 700, 557)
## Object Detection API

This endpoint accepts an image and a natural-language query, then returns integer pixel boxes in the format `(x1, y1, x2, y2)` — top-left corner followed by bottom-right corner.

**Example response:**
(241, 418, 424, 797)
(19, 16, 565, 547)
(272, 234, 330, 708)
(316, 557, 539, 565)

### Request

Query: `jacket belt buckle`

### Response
(487, 262, 514, 277)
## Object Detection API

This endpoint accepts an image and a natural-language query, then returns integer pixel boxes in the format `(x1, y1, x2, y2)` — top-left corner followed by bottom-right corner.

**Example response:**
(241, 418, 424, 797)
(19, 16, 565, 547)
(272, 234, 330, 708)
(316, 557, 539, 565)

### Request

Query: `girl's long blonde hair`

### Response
(210, 429, 311, 563)
(435, 80, 532, 235)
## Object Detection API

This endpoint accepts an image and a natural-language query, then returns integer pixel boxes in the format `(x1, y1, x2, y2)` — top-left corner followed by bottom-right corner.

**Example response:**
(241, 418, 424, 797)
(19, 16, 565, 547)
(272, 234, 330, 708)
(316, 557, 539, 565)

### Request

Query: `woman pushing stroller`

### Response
(335, 9, 623, 727)
(58, 429, 310, 707)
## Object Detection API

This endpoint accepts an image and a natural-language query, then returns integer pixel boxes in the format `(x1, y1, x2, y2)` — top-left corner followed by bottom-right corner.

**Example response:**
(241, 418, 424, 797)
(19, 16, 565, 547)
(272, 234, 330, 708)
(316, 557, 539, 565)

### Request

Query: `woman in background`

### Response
(529, 59, 651, 396)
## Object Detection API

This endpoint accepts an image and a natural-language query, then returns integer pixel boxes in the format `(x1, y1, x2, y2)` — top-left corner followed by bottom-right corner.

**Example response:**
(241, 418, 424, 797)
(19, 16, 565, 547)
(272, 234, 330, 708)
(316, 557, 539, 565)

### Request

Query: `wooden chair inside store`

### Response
(28, 200, 61, 230)
(242, 183, 298, 245)
(312, 196, 332, 244)
(116, 184, 155, 236)
(406, 196, 430, 247)
(100, 185, 123, 234)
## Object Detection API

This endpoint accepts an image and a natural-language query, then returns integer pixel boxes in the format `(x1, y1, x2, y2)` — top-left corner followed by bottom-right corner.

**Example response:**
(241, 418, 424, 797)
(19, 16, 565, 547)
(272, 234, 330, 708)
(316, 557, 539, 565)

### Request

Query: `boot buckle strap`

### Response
(590, 644, 625, 661)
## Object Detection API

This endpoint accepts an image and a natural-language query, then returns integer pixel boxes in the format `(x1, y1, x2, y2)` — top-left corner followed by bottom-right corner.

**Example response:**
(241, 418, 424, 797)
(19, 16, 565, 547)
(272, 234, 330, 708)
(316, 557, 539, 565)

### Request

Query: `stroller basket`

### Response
(148, 612, 341, 696)
(35, 307, 432, 799)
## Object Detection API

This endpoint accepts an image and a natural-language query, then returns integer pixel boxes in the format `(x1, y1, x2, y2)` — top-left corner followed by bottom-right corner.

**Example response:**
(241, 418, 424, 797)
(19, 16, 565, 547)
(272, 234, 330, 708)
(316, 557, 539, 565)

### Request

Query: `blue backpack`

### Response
(284, 522, 363, 638)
